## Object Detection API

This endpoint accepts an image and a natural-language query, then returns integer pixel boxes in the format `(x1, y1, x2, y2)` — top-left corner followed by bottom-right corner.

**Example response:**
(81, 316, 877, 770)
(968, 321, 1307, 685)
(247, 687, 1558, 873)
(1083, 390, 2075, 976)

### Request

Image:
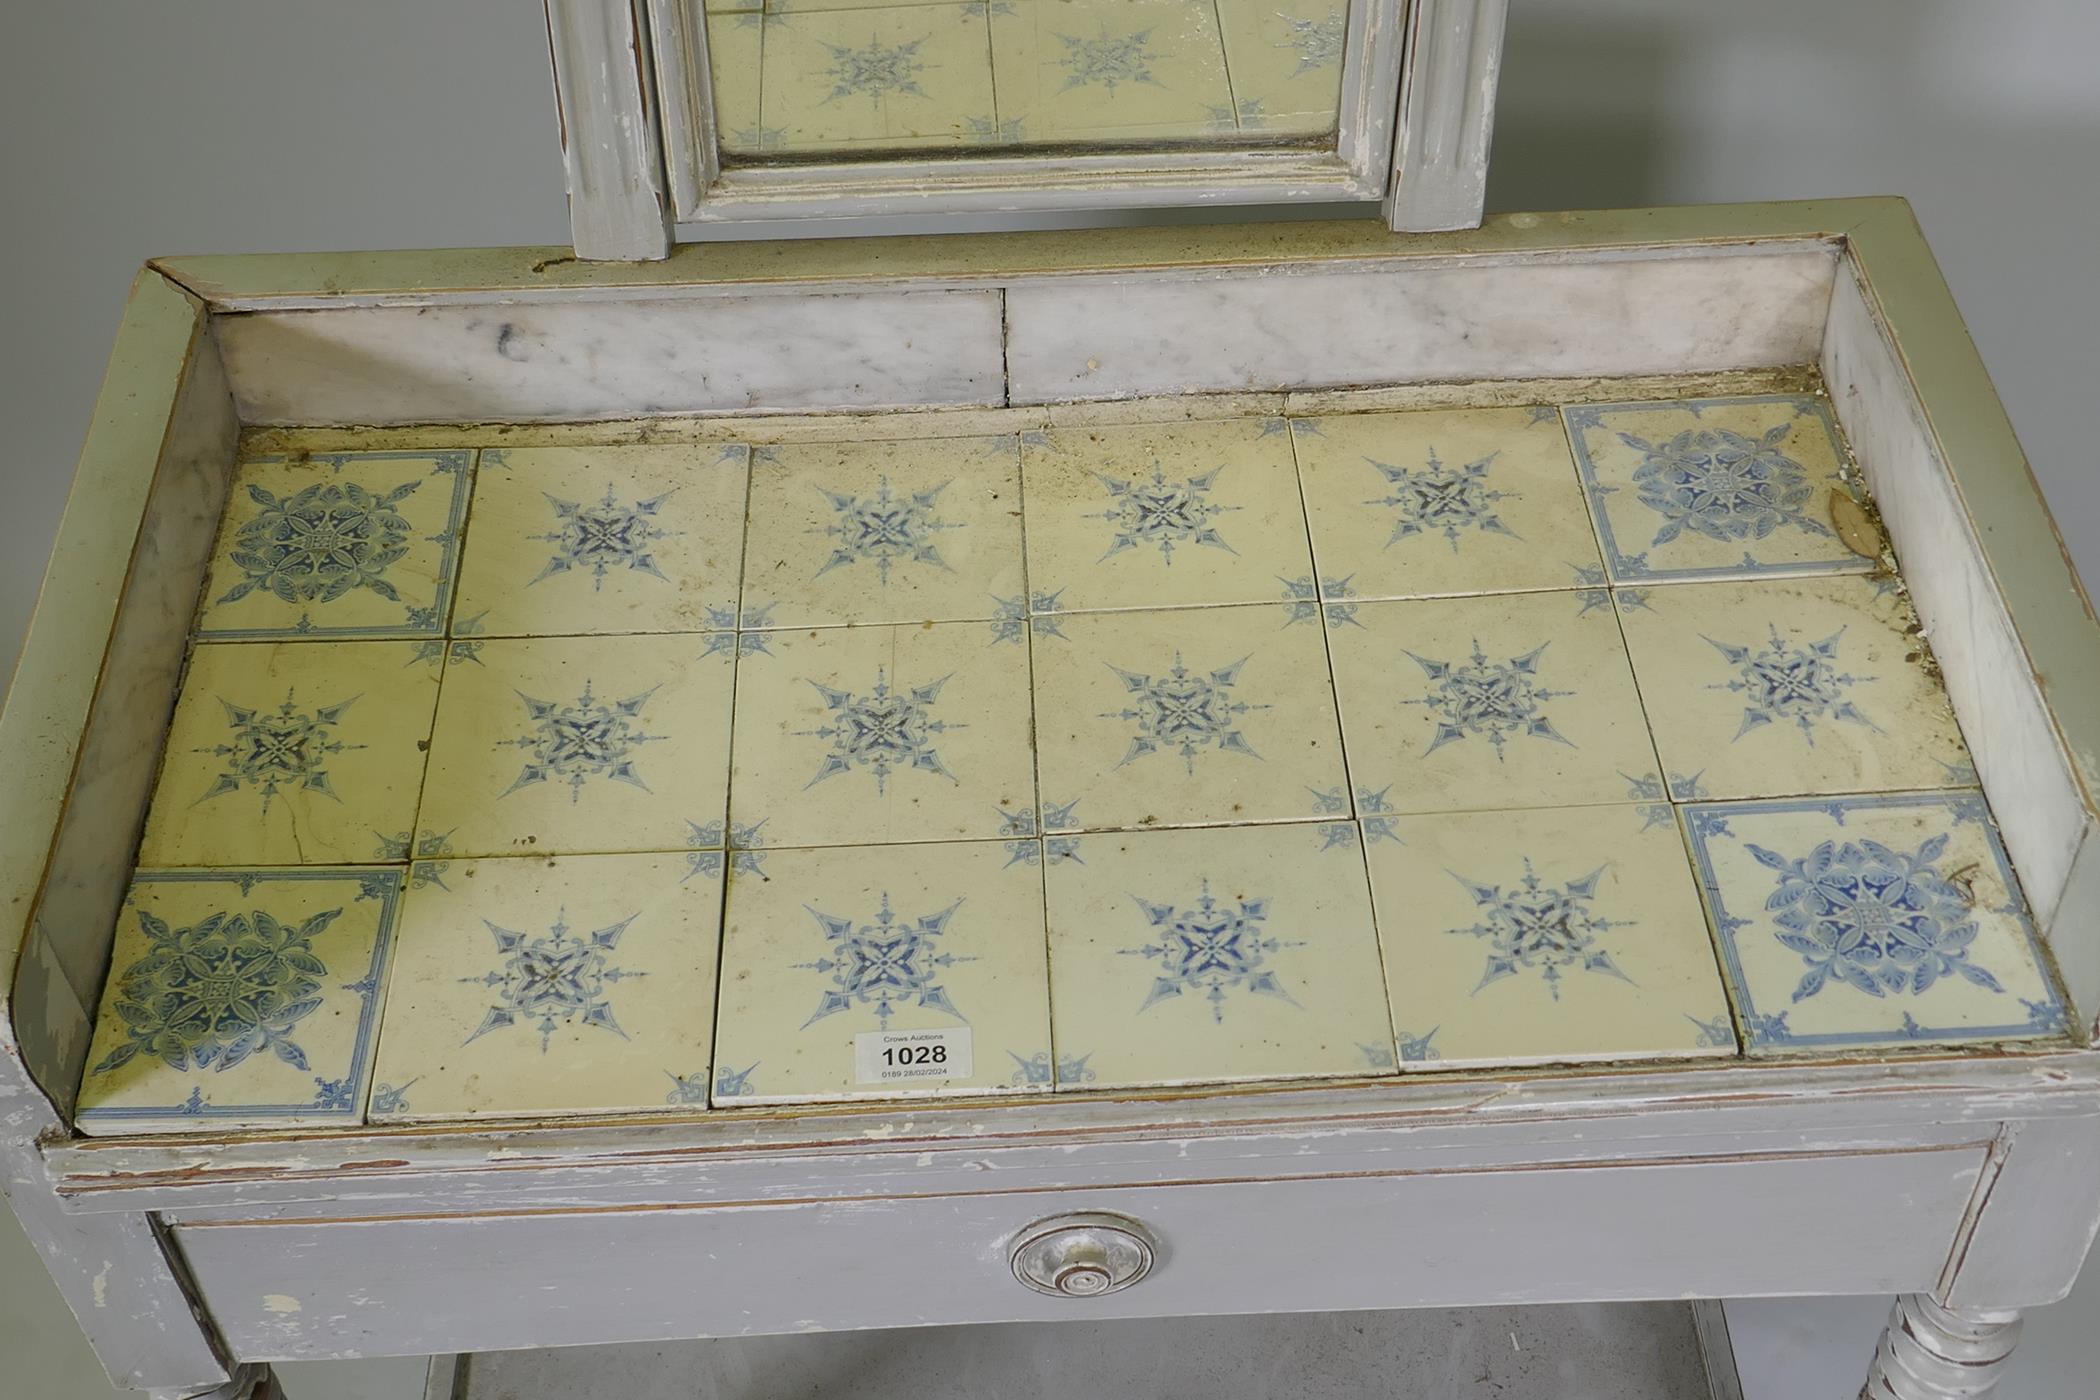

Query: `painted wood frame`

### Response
(5, 200, 2099, 1398)
(552, 0, 1502, 258)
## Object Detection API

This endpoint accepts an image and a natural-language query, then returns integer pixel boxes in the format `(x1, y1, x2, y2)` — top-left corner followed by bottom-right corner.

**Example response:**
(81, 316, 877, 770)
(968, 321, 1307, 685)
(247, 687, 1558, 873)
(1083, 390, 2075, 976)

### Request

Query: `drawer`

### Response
(177, 1142, 1985, 1363)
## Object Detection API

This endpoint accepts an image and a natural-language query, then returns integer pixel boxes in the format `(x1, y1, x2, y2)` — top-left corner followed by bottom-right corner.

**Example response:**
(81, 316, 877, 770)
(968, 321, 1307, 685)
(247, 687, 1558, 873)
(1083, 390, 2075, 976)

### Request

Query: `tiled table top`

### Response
(75, 390, 2073, 1133)
(705, 0, 1350, 159)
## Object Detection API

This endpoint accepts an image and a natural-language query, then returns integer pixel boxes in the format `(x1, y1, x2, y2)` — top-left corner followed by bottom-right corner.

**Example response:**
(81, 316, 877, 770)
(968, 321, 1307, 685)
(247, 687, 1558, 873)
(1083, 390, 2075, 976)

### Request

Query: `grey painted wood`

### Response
(176, 1147, 1983, 1361)
(545, 0, 672, 260)
(458, 1302, 1717, 1400)
(1384, 0, 1509, 231)
(0, 272, 237, 1398)
(1865, 1296, 2024, 1399)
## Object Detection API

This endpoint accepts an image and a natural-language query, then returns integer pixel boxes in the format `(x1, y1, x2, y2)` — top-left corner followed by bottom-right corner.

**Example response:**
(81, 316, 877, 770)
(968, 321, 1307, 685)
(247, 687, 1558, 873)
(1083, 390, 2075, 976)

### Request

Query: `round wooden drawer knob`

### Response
(1009, 1212, 1158, 1298)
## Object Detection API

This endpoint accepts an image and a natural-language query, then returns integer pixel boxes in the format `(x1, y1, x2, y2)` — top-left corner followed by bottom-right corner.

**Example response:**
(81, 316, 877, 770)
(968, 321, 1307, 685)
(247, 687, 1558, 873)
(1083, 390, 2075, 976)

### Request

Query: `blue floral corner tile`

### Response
(76, 867, 403, 1134)
(1043, 822, 1394, 1089)
(368, 852, 722, 1121)
(193, 450, 475, 640)
(1681, 791, 2068, 1053)
(1564, 395, 1872, 583)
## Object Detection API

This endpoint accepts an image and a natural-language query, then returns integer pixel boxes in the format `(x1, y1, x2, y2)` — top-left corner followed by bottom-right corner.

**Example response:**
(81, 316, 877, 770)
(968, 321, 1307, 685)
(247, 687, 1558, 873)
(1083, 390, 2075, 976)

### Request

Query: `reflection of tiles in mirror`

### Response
(707, 0, 1351, 157)
(74, 381, 2073, 1132)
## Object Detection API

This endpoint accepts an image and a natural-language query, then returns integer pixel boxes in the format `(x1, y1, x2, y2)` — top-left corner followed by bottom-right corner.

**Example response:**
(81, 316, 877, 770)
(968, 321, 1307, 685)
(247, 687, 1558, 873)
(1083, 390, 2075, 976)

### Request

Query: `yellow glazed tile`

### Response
(740, 434, 1025, 628)
(139, 641, 440, 868)
(76, 867, 402, 1134)
(1031, 603, 1347, 832)
(760, 3, 997, 153)
(1292, 406, 1603, 602)
(1214, 0, 1348, 137)
(1044, 822, 1394, 1089)
(1564, 394, 1871, 583)
(1616, 574, 1972, 801)
(194, 450, 473, 640)
(1367, 805, 1735, 1070)
(713, 840, 1052, 1103)
(454, 445, 750, 638)
(991, 0, 1235, 143)
(1020, 418, 1314, 613)
(418, 634, 736, 858)
(1683, 792, 2068, 1053)
(1327, 592, 1662, 816)
(729, 621, 1034, 846)
(368, 852, 721, 1122)
(710, 14, 772, 155)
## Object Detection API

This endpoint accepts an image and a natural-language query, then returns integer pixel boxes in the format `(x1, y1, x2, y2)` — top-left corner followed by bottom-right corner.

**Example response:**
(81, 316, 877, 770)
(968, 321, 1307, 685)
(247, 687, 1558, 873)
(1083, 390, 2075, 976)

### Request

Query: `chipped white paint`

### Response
(261, 1297, 302, 1315)
(1385, 0, 1510, 232)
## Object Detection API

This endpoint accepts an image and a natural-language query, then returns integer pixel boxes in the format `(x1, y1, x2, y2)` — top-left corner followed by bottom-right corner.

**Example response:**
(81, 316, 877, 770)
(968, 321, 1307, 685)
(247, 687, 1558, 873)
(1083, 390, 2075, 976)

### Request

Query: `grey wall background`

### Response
(1, 1, 2095, 1396)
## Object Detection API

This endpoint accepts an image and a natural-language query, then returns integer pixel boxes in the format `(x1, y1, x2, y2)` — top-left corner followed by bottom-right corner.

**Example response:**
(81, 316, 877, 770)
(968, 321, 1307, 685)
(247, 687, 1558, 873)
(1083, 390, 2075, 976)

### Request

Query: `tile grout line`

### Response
(704, 441, 764, 1109)
(1278, 411, 1403, 1070)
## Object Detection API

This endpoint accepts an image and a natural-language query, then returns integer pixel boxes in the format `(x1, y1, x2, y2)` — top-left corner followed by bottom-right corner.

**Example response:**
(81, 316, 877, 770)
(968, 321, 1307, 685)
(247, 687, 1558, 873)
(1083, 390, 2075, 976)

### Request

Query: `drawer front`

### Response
(179, 1145, 1984, 1363)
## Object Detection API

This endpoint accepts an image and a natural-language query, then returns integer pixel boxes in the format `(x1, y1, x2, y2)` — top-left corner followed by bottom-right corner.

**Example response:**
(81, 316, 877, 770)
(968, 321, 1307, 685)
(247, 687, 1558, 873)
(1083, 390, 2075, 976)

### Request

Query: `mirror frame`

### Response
(545, 0, 1507, 259)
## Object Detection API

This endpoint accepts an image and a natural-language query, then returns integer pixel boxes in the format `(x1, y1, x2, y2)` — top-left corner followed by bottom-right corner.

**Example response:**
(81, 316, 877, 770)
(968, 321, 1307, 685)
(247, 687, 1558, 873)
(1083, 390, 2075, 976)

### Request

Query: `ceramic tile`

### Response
(1366, 804, 1735, 1070)
(1031, 603, 1348, 833)
(1564, 395, 1871, 583)
(990, 0, 1235, 144)
(740, 434, 1025, 627)
(368, 852, 722, 1121)
(76, 867, 401, 1134)
(1044, 822, 1392, 1089)
(1326, 591, 1662, 817)
(1683, 791, 2068, 1053)
(760, 3, 997, 153)
(417, 634, 736, 858)
(713, 839, 1052, 1103)
(453, 444, 751, 639)
(728, 620, 1034, 846)
(710, 14, 774, 157)
(1616, 574, 1972, 801)
(1214, 0, 1348, 138)
(1291, 406, 1603, 602)
(139, 641, 441, 868)
(1019, 417, 1314, 613)
(193, 450, 473, 640)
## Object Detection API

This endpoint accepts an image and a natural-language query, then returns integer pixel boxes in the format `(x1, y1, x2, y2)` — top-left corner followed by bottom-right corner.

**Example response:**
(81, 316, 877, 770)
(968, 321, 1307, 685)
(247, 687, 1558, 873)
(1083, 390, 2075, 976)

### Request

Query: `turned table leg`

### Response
(1863, 1294, 2024, 1399)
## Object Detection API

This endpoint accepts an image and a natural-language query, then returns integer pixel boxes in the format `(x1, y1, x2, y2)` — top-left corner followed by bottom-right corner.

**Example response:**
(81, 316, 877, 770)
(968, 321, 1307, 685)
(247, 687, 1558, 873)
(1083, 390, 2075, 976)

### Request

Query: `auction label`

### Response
(854, 1027, 972, 1084)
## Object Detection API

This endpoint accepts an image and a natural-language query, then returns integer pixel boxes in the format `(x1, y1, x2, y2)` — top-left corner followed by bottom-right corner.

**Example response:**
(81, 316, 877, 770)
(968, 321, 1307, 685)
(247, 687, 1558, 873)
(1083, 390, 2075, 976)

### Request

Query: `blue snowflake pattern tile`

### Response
(140, 641, 441, 869)
(1292, 408, 1602, 600)
(1033, 604, 1347, 832)
(1367, 805, 1734, 1070)
(77, 868, 403, 1134)
(454, 444, 748, 638)
(420, 634, 735, 858)
(1045, 823, 1393, 1090)
(1328, 593, 1663, 816)
(715, 841, 1052, 1103)
(742, 435, 1024, 627)
(195, 451, 474, 640)
(1214, 1, 1347, 137)
(992, 0, 1233, 143)
(1565, 395, 1871, 582)
(1020, 419, 1314, 611)
(732, 621, 1034, 847)
(1682, 792, 2065, 1053)
(1618, 576, 1972, 801)
(369, 853, 722, 1121)
(762, 4, 996, 153)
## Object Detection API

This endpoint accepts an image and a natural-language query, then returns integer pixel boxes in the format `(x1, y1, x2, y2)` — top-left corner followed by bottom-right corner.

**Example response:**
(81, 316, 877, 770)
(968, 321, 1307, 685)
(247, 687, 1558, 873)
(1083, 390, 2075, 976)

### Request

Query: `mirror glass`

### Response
(704, 0, 1352, 161)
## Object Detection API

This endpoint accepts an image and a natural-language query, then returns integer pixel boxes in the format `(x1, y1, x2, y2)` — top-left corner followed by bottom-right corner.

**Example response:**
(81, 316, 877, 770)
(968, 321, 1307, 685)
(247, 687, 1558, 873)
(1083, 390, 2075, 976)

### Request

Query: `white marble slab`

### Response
(1005, 247, 1838, 402)
(1821, 266, 2096, 1020)
(216, 289, 1007, 424)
